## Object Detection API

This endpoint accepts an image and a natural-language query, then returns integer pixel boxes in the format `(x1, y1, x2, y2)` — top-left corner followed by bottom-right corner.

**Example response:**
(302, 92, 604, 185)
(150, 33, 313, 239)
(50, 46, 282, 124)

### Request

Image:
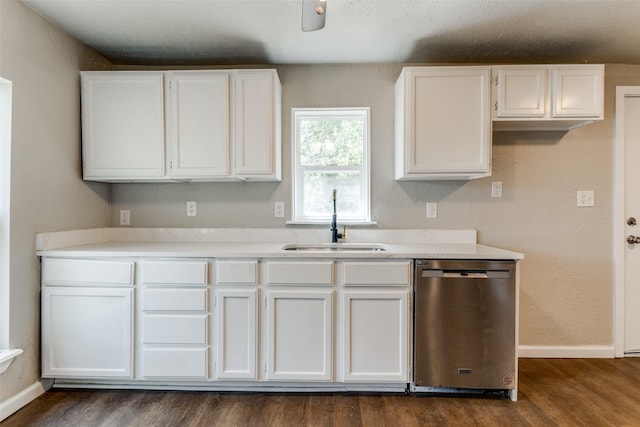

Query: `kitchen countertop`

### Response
(35, 228, 524, 260)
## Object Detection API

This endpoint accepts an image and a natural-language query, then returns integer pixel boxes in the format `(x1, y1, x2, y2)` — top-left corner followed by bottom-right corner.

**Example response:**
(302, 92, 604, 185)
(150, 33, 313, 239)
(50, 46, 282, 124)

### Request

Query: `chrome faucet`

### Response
(331, 189, 345, 243)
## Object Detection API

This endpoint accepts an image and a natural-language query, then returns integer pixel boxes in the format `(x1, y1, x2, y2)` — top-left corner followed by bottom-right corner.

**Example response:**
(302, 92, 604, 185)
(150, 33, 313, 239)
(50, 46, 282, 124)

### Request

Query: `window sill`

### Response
(285, 221, 378, 226)
(0, 349, 23, 375)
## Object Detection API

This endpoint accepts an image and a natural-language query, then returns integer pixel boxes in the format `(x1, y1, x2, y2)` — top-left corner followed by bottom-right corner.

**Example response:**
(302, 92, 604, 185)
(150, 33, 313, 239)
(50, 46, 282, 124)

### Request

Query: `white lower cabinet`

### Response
(139, 260, 210, 380)
(214, 288, 258, 379)
(265, 289, 333, 381)
(213, 260, 259, 380)
(342, 291, 409, 382)
(42, 286, 133, 378)
(340, 261, 412, 383)
(264, 260, 334, 381)
(41, 258, 135, 379)
(41, 256, 413, 389)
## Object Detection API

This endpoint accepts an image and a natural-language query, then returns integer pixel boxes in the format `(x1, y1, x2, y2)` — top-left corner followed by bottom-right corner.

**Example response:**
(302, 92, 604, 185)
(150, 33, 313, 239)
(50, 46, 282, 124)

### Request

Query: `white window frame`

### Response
(291, 107, 371, 224)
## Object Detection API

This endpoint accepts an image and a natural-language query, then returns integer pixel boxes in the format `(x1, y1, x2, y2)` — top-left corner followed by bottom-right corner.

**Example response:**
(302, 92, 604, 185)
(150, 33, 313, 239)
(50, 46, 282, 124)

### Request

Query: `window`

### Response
(292, 108, 371, 223)
(0, 78, 12, 350)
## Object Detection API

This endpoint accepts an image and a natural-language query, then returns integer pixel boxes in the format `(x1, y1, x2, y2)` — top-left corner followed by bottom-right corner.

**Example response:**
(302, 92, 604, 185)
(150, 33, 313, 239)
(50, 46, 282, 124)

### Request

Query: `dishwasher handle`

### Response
(444, 271, 488, 279)
(419, 269, 511, 279)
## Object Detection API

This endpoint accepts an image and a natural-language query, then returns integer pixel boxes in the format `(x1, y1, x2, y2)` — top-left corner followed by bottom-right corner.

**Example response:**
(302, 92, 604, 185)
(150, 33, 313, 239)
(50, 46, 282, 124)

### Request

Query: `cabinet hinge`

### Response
(213, 360, 217, 373)
(264, 296, 267, 308)
(214, 295, 217, 307)
(169, 160, 173, 169)
(264, 362, 267, 374)
(169, 80, 172, 89)
(494, 101, 498, 111)
(494, 75, 499, 85)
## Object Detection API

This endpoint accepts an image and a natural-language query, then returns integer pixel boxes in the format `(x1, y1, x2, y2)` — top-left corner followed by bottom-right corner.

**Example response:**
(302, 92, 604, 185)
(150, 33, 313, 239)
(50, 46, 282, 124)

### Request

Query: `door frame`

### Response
(613, 86, 640, 357)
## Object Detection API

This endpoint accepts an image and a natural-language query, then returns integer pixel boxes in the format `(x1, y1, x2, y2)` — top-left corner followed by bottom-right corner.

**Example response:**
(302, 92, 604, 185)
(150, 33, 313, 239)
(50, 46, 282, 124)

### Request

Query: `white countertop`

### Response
(35, 228, 524, 260)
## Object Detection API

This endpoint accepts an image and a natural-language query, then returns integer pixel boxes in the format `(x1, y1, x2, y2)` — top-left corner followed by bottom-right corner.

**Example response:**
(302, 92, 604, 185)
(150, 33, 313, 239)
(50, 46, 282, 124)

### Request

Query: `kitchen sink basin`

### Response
(282, 243, 388, 252)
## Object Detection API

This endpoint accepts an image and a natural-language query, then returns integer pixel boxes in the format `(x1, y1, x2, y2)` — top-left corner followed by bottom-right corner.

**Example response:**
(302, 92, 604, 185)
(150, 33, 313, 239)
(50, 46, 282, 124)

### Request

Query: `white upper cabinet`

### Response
(234, 70, 282, 180)
(494, 67, 547, 118)
(395, 66, 492, 180)
(168, 71, 231, 178)
(492, 64, 604, 131)
(81, 69, 281, 182)
(81, 72, 166, 181)
(551, 66, 604, 118)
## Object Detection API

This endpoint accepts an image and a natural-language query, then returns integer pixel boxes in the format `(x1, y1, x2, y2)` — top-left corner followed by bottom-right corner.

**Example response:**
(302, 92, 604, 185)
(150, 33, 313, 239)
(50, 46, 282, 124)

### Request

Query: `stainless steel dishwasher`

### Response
(412, 259, 516, 392)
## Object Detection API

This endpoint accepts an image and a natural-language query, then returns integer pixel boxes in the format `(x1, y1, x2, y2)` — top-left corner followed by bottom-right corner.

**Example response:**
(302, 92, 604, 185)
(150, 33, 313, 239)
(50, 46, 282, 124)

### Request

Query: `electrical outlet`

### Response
(274, 201, 285, 218)
(426, 202, 437, 219)
(491, 182, 503, 198)
(119, 210, 130, 226)
(577, 190, 595, 207)
(187, 201, 197, 217)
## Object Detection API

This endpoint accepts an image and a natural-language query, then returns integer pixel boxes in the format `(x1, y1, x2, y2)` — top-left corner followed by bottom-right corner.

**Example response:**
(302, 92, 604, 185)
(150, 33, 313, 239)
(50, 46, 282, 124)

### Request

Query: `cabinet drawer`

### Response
(216, 260, 258, 284)
(42, 258, 134, 285)
(343, 262, 411, 286)
(143, 314, 207, 344)
(266, 261, 333, 286)
(142, 348, 208, 379)
(143, 288, 207, 311)
(141, 261, 208, 285)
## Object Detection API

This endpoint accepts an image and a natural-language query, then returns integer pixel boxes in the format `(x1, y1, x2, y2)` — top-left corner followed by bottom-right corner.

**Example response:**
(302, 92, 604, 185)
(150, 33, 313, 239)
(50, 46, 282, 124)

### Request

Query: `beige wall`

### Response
(111, 64, 640, 348)
(0, 0, 111, 401)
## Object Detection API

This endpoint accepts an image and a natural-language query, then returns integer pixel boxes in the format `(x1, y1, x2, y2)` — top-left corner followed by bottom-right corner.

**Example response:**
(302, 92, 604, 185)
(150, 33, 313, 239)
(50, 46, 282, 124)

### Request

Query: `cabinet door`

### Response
(342, 291, 409, 382)
(168, 72, 231, 177)
(551, 66, 604, 118)
(42, 287, 133, 378)
(234, 70, 281, 180)
(266, 290, 333, 381)
(215, 288, 258, 379)
(81, 72, 165, 180)
(396, 67, 491, 179)
(494, 67, 547, 118)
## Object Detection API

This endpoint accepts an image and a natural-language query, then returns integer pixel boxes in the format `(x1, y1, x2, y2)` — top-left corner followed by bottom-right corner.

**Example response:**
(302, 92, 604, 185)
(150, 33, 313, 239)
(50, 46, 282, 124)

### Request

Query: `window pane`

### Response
(299, 118, 364, 167)
(302, 171, 361, 218)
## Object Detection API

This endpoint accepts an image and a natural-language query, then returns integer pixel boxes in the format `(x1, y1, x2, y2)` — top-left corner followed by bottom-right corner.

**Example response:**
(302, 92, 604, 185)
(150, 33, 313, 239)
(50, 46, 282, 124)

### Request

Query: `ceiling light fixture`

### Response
(302, 0, 328, 32)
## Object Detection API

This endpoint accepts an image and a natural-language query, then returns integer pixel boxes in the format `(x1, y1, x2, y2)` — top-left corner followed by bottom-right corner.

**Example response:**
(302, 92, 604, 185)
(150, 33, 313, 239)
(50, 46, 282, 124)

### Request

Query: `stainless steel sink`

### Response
(282, 243, 388, 252)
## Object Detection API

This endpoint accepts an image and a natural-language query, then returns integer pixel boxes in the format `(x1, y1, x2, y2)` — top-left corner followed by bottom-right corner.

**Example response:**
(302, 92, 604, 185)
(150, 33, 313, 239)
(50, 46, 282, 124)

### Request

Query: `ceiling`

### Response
(20, 0, 640, 66)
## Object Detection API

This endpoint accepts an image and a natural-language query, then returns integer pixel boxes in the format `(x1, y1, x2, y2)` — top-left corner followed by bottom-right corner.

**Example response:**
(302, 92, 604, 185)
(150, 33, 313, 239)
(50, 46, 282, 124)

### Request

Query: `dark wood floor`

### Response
(4, 358, 640, 426)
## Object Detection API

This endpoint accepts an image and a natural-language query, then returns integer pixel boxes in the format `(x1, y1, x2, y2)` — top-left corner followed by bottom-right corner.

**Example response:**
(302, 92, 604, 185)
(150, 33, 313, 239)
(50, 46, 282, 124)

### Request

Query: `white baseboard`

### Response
(518, 345, 615, 358)
(0, 379, 52, 422)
